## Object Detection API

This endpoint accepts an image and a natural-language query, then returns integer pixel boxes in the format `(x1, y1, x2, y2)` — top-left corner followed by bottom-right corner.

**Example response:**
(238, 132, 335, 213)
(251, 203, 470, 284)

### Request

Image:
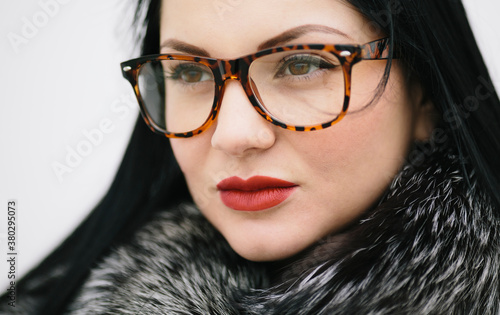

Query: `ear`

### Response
(411, 83, 437, 141)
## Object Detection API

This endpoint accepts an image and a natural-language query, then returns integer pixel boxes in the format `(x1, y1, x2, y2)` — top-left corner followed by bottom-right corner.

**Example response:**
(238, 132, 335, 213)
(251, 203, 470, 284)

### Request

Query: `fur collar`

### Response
(67, 146, 500, 314)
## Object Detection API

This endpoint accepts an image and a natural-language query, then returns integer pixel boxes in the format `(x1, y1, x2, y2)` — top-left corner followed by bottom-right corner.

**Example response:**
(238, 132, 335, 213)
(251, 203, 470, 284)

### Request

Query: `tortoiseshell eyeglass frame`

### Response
(121, 37, 392, 138)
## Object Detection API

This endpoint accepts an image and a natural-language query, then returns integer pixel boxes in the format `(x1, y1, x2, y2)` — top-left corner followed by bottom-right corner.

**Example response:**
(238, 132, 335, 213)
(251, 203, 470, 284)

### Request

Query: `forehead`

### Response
(160, 0, 371, 58)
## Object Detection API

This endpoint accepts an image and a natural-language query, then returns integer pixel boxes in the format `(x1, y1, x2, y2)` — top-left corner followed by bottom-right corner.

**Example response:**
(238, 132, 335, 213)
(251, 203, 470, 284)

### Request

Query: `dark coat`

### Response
(64, 145, 500, 314)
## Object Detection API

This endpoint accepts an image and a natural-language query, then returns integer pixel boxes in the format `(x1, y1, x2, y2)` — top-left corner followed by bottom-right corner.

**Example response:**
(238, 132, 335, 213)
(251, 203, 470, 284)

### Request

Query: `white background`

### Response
(0, 0, 499, 290)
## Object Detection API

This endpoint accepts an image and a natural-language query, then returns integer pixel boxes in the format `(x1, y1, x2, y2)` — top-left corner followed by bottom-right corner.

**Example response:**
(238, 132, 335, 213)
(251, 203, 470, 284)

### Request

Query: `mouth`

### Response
(216, 176, 298, 211)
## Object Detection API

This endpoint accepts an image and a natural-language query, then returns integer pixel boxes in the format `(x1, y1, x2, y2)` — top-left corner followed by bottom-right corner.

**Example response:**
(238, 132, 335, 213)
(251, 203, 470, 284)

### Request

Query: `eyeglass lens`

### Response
(137, 50, 345, 133)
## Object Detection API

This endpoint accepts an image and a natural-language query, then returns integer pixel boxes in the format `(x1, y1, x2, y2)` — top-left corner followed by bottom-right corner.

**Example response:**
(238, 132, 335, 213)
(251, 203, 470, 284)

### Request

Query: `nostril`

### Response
(255, 129, 275, 147)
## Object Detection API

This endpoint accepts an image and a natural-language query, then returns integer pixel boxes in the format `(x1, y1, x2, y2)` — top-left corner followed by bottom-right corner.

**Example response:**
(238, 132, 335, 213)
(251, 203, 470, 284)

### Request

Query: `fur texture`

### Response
(65, 145, 500, 314)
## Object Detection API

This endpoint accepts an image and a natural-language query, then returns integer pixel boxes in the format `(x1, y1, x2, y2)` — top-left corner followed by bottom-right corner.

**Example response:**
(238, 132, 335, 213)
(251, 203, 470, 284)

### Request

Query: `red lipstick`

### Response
(217, 176, 297, 211)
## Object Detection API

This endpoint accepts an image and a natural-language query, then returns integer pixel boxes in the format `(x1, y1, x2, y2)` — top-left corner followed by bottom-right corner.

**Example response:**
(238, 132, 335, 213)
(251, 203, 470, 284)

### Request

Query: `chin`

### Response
(235, 248, 292, 262)
(226, 235, 308, 262)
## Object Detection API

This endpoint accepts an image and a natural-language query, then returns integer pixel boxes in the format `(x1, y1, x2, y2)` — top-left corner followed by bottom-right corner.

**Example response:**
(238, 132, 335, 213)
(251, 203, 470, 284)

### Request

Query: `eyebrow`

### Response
(258, 24, 353, 50)
(160, 39, 211, 56)
(160, 24, 352, 57)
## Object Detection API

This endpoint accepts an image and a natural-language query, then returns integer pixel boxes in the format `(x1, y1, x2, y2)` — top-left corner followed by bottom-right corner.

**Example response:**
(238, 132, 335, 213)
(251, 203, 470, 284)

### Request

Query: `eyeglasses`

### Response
(121, 38, 392, 138)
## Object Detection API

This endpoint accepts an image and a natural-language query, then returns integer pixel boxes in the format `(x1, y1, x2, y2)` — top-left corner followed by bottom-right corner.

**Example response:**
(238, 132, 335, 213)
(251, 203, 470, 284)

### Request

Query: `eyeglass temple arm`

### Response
(361, 38, 395, 60)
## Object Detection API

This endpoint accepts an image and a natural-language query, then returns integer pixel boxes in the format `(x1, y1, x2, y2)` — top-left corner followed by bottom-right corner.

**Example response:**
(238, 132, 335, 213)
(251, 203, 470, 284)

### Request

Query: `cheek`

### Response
(170, 139, 196, 175)
(170, 136, 210, 204)
(291, 77, 415, 206)
(170, 132, 236, 209)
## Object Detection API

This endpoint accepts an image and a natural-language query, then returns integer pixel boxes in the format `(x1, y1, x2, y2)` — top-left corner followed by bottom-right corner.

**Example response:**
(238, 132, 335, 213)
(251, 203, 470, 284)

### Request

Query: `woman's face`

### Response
(161, 0, 431, 261)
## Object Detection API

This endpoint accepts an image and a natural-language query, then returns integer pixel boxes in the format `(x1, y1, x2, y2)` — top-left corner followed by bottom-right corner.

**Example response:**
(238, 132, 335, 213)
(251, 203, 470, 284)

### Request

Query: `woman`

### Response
(5, 0, 500, 313)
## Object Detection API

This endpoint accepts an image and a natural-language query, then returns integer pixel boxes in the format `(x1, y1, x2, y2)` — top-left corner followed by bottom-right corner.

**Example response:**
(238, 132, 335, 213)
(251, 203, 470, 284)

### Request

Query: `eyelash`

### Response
(165, 63, 208, 81)
(274, 54, 338, 80)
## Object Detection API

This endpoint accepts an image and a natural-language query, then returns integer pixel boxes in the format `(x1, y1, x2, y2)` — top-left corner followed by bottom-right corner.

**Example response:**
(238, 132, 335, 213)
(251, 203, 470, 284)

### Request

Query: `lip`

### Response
(216, 176, 298, 211)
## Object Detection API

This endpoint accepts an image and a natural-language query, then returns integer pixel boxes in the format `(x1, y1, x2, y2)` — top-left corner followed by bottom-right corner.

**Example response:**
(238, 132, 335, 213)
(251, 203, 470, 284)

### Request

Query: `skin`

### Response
(161, 0, 434, 261)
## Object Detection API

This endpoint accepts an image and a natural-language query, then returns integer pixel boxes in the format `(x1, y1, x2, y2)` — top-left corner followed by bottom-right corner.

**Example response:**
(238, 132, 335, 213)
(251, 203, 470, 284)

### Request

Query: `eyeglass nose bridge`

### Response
(213, 57, 265, 123)
(214, 58, 254, 104)
(217, 59, 245, 82)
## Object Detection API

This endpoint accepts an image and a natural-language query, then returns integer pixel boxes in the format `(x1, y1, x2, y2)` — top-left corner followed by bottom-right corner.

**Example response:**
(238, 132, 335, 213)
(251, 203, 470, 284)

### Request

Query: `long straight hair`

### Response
(6, 0, 500, 313)
(349, 0, 500, 203)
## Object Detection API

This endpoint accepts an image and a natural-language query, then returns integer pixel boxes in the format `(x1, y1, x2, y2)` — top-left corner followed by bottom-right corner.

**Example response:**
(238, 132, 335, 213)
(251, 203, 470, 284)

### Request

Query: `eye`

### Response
(166, 62, 213, 84)
(180, 68, 211, 83)
(275, 54, 338, 78)
(283, 55, 321, 76)
(288, 61, 313, 75)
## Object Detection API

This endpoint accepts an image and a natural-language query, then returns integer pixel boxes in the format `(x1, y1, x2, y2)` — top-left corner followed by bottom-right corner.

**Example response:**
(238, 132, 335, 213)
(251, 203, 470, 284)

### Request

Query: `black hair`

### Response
(348, 0, 500, 203)
(5, 0, 499, 313)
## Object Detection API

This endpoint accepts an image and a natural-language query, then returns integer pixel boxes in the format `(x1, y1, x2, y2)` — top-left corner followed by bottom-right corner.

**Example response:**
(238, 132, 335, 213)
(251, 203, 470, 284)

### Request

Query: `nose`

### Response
(211, 80, 276, 157)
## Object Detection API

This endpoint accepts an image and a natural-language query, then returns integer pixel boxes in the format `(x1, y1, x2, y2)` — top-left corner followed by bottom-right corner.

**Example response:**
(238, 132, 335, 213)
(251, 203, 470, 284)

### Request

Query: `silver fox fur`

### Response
(64, 146, 500, 314)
